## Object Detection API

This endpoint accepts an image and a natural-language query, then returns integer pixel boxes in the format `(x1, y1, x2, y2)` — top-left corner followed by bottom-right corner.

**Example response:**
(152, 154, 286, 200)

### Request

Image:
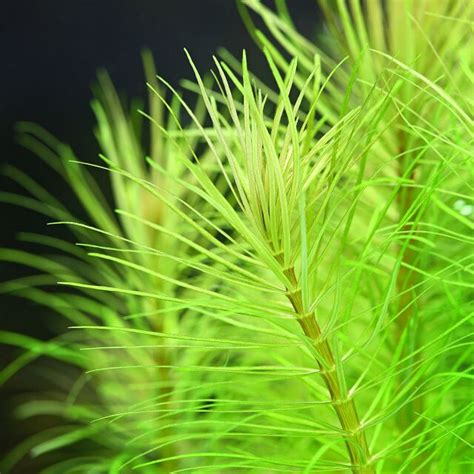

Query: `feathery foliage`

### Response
(1, 1, 473, 473)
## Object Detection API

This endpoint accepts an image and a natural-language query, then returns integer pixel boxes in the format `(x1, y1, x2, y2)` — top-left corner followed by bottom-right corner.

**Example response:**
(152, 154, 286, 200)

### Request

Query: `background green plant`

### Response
(1, 1, 472, 473)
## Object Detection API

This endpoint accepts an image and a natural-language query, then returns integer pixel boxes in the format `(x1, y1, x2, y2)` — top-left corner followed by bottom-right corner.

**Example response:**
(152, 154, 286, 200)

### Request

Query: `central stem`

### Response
(396, 137, 424, 466)
(283, 266, 374, 473)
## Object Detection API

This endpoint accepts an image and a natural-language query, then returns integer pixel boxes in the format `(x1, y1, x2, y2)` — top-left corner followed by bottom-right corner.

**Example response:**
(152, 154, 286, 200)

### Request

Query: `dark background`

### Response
(0, 0, 321, 468)
(0, 0, 322, 328)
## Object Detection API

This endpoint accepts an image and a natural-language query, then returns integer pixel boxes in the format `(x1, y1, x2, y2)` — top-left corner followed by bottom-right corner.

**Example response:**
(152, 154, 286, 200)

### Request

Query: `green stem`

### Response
(284, 266, 374, 473)
(396, 137, 424, 465)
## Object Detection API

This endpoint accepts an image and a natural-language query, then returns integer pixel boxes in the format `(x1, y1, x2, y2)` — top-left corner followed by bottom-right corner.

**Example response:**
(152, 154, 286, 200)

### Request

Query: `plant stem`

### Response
(283, 265, 374, 473)
(396, 137, 424, 466)
(150, 284, 176, 470)
(396, 163, 418, 341)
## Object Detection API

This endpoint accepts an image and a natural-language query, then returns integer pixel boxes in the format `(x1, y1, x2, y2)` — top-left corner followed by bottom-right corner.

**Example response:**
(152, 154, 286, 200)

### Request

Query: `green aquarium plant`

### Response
(1, 1, 472, 472)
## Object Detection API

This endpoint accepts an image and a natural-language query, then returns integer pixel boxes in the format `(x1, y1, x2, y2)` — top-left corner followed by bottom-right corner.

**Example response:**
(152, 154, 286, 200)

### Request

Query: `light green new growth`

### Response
(1, 1, 473, 473)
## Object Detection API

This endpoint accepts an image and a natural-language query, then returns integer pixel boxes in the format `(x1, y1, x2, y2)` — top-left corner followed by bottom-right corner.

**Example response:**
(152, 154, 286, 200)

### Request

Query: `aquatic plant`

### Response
(1, 1, 472, 472)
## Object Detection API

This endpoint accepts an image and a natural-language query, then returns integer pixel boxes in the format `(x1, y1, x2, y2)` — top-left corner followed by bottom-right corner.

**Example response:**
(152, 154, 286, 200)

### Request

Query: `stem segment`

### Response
(284, 266, 374, 473)
(396, 139, 424, 466)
